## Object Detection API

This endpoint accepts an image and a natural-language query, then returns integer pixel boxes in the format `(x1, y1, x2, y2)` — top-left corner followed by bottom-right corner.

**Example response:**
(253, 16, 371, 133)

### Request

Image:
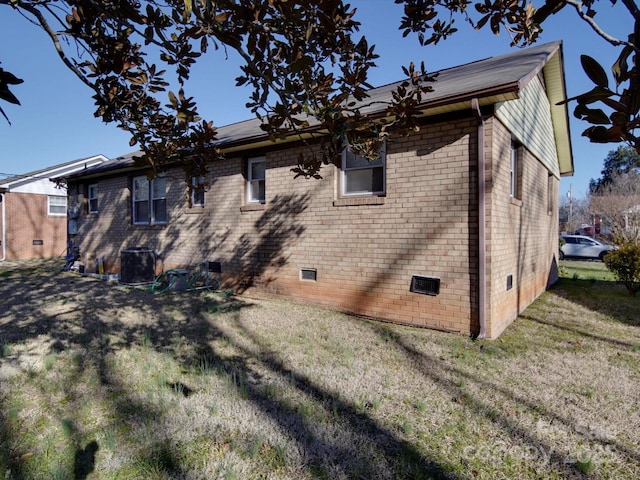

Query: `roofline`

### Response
(0, 154, 109, 189)
(62, 81, 539, 181)
(65, 41, 573, 181)
(182, 83, 523, 155)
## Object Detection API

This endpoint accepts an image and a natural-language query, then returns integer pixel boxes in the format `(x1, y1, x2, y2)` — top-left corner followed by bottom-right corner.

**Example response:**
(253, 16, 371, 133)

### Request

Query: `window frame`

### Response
(191, 176, 205, 208)
(510, 141, 523, 200)
(48, 195, 67, 216)
(547, 174, 554, 215)
(247, 156, 266, 204)
(340, 142, 386, 197)
(88, 184, 99, 213)
(132, 175, 167, 225)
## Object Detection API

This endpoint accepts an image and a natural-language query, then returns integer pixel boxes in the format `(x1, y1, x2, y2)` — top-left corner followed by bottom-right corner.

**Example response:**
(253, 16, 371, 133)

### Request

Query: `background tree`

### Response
(559, 193, 592, 234)
(589, 145, 640, 192)
(1, 0, 638, 183)
(590, 170, 640, 243)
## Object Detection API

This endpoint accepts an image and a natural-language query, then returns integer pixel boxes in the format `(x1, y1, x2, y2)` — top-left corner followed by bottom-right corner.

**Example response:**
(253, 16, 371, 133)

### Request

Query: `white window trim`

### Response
(150, 176, 167, 224)
(510, 144, 517, 198)
(510, 141, 522, 200)
(341, 142, 386, 196)
(247, 156, 266, 204)
(48, 195, 67, 217)
(132, 175, 167, 225)
(88, 184, 99, 213)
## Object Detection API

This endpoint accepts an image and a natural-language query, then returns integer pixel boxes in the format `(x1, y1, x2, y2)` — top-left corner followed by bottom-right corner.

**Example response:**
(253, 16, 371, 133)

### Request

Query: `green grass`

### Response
(556, 260, 640, 327)
(0, 260, 639, 479)
(559, 259, 617, 282)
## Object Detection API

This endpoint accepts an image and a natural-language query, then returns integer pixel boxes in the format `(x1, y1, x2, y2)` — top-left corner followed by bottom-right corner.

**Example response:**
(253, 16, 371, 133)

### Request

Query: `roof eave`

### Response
(217, 85, 521, 152)
(543, 45, 574, 177)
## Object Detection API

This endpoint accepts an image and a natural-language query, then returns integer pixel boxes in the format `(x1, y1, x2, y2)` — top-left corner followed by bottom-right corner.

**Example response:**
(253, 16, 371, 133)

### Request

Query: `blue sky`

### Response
(0, 1, 629, 198)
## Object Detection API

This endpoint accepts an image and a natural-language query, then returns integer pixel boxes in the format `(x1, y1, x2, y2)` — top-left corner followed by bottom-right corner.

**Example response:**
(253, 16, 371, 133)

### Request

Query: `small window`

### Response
(88, 184, 99, 213)
(132, 175, 167, 225)
(247, 157, 266, 204)
(191, 176, 205, 207)
(48, 195, 67, 216)
(341, 142, 386, 196)
(547, 175, 552, 214)
(510, 141, 523, 200)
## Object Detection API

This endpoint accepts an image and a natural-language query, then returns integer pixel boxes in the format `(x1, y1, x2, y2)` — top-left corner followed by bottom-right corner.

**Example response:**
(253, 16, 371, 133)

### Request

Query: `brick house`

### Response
(63, 42, 573, 339)
(0, 156, 107, 261)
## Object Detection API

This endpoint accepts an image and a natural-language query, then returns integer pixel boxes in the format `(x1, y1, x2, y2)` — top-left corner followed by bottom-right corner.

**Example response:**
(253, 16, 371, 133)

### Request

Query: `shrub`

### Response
(604, 239, 640, 296)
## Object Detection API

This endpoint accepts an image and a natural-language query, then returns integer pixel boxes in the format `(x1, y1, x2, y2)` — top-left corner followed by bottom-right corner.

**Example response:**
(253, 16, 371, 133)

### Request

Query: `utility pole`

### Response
(568, 183, 573, 232)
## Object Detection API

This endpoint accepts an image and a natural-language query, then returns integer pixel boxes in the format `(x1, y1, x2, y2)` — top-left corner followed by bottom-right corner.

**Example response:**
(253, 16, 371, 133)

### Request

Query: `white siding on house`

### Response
(495, 75, 560, 178)
(0, 155, 107, 195)
(9, 178, 68, 196)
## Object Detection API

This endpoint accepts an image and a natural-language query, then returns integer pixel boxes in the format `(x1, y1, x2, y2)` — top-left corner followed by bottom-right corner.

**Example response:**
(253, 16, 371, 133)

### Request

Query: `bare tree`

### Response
(590, 171, 640, 243)
(560, 193, 592, 235)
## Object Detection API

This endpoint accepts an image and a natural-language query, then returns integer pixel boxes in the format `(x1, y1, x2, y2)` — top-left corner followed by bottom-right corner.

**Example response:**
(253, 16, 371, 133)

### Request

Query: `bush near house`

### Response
(604, 238, 640, 296)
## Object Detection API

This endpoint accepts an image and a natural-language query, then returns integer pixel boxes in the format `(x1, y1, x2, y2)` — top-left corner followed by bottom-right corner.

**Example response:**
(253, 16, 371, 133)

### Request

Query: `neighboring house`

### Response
(0, 155, 108, 261)
(63, 42, 573, 339)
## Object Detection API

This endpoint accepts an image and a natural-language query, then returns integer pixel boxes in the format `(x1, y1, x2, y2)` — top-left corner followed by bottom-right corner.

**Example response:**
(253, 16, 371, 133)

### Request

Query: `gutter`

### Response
(472, 98, 487, 339)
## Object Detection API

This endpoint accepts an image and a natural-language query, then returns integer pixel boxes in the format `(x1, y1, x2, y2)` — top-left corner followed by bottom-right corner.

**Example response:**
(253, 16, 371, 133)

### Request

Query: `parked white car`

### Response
(559, 235, 615, 261)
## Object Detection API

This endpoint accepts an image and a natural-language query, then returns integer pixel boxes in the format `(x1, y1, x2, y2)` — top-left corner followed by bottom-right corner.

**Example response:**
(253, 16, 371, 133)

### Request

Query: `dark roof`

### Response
(208, 41, 563, 148)
(67, 41, 570, 180)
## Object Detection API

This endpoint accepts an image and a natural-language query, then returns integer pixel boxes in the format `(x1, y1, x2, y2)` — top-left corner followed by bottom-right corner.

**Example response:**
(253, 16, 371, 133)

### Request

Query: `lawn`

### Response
(0, 259, 639, 479)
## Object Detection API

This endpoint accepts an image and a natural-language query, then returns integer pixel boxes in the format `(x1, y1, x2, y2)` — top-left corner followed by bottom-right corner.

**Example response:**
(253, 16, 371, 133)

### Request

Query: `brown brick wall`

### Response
(1, 192, 68, 260)
(69, 114, 560, 337)
(72, 116, 482, 335)
(485, 118, 559, 338)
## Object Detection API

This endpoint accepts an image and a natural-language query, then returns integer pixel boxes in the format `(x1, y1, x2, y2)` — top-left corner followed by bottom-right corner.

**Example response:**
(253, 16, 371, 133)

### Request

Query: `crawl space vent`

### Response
(410, 275, 440, 296)
(300, 268, 317, 281)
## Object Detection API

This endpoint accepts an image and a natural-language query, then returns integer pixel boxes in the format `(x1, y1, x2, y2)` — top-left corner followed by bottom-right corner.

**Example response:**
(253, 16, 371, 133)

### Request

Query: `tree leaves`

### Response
(0, 65, 24, 125)
(581, 55, 609, 89)
(2, 0, 638, 176)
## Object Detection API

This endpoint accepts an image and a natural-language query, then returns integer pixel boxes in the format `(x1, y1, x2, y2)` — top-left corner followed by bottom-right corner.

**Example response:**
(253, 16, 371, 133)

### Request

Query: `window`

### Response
(191, 176, 205, 207)
(510, 141, 523, 200)
(48, 195, 67, 216)
(341, 143, 386, 196)
(547, 175, 554, 215)
(247, 157, 266, 203)
(132, 175, 167, 225)
(88, 184, 98, 213)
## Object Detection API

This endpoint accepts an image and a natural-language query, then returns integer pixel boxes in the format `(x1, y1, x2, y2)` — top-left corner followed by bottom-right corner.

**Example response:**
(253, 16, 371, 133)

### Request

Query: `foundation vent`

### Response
(410, 275, 440, 296)
(208, 261, 222, 273)
(506, 274, 513, 291)
(300, 268, 317, 281)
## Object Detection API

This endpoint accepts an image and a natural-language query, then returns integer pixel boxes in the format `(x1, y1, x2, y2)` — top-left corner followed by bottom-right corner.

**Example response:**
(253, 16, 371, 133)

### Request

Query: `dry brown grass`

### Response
(0, 259, 639, 479)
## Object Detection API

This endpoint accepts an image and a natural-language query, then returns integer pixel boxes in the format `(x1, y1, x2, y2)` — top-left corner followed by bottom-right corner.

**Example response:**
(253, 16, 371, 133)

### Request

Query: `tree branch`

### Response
(565, 0, 639, 52)
(17, 2, 104, 96)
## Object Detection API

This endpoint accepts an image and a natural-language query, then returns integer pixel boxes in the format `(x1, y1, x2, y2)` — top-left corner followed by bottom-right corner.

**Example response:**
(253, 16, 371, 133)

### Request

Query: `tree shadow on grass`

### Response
(550, 278, 640, 328)
(519, 313, 640, 350)
(0, 262, 238, 478)
(365, 321, 640, 476)
(212, 316, 456, 479)
(0, 262, 458, 479)
(73, 440, 99, 480)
